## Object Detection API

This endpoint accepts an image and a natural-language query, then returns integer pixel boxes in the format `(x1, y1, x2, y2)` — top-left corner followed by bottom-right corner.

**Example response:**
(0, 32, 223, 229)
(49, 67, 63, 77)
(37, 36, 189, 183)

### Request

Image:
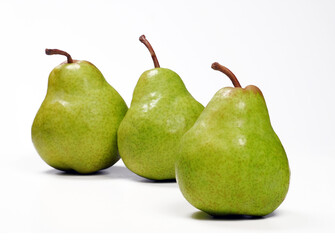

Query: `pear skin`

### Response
(32, 49, 128, 174)
(117, 36, 204, 180)
(176, 62, 290, 216)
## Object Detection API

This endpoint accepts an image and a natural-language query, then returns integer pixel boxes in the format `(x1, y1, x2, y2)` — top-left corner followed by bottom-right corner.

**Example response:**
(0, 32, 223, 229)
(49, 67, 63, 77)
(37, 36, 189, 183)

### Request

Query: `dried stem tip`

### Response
(211, 62, 242, 88)
(45, 49, 74, 63)
(139, 35, 160, 68)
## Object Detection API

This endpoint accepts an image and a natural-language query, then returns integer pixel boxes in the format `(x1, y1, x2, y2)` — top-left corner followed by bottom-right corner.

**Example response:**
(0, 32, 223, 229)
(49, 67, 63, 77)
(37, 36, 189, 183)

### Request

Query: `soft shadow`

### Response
(105, 165, 144, 181)
(43, 165, 140, 180)
(137, 178, 176, 184)
(42, 165, 176, 184)
(191, 210, 277, 221)
(105, 165, 176, 184)
(43, 168, 112, 180)
(45, 169, 109, 176)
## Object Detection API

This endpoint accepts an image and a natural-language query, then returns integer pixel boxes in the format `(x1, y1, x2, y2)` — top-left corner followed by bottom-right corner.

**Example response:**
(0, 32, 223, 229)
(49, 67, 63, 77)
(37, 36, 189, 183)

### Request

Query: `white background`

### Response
(0, 0, 334, 238)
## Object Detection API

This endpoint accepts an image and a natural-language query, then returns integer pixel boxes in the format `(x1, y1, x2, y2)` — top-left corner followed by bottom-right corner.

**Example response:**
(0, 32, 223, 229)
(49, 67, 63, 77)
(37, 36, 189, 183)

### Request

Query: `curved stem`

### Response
(211, 62, 241, 88)
(45, 49, 73, 63)
(139, 35, 160, 68)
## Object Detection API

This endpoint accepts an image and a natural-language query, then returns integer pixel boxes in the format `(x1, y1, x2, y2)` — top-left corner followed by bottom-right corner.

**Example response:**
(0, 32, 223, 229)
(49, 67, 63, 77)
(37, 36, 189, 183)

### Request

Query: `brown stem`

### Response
(139, 35, 160, 68)
(45, 49, 73, 63)
(211, 62, 242, 88)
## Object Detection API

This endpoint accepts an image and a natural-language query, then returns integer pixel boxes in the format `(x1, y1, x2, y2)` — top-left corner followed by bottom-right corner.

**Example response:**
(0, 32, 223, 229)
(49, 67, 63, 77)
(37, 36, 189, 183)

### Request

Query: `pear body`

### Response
(118, 68, 204, 180)
(176, 86, 290, 216)
(32, 61, 128, 174)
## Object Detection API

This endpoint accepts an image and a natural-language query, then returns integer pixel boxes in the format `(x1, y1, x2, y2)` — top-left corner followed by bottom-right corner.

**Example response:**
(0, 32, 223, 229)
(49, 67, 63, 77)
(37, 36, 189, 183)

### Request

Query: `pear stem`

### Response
(211, 62, 242, 88)
(139, 35, 160, 68)
(45, 49, 74, 63)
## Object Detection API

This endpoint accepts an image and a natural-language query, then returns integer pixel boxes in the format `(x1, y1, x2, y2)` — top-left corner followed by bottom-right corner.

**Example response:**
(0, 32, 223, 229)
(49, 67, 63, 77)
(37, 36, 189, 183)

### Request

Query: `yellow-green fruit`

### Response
(117, 35, 204, 180)
(32, 49, 128, 174)
(118, 68, 204, 180)
(176, 62, 290, 216)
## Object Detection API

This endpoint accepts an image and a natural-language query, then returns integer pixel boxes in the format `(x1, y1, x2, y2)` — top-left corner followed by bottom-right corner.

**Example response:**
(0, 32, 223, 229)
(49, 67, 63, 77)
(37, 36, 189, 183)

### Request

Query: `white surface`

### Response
(1, 0, 335, 238)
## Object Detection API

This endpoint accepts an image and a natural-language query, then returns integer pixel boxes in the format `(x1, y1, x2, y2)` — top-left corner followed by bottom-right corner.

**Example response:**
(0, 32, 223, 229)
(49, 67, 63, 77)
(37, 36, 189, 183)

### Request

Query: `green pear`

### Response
(32, 49, 128, 174)
(117, 35, 204, 180)
(176, 62, 290, 216)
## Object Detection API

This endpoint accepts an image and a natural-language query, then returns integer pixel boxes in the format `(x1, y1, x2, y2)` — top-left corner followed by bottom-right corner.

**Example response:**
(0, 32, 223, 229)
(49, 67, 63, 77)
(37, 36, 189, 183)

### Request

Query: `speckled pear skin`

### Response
(117, 68, 204, 180)
(32, 61, 128, 174)
(176, 86, 290, 216)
